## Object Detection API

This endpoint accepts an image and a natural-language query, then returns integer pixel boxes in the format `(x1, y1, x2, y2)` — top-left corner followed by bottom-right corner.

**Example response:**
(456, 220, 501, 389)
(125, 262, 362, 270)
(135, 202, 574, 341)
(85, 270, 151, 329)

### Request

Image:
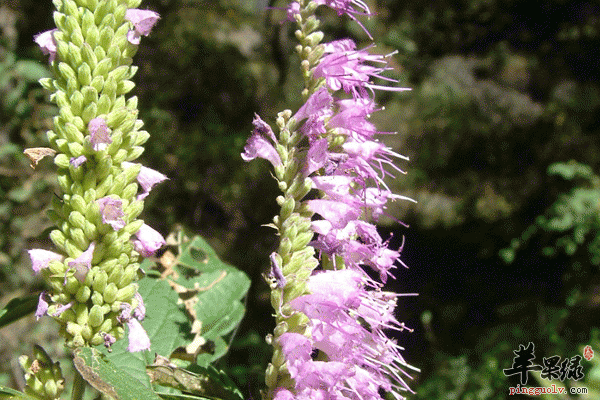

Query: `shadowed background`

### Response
(2, 0, 600, 398)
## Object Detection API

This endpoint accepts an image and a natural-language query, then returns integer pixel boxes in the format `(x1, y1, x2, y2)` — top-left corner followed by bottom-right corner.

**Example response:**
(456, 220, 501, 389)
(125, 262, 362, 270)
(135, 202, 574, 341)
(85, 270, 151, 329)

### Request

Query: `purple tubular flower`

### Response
(88, 117, 112, 151)
(97, 197, 126, 230)
(313, 39, 411, 97)
(123, 162, 168, 200)
(69, 242, 95, 283)
(36, 291, 49, 321)
(126, 319, 151, 352)
(269, 252, 286, 289)
(241, 115, 282, 167)
(34, 29, 58, 62)
(28, 249, 63, 275)
(125, 9, 160, 45)
(133, 224, 165, 257)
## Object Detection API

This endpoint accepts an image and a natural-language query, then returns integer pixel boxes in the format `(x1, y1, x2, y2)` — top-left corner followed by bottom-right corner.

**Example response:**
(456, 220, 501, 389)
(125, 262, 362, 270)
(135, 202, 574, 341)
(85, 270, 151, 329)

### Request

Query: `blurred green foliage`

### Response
(2, 0, 600, 398)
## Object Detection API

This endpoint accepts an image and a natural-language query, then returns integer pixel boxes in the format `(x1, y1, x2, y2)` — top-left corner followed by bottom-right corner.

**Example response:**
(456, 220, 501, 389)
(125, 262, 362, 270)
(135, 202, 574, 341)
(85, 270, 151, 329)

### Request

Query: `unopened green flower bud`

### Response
(282, 223, 298, 243)
(89, 305, 104, 328)
(82, 169, 97, 193)
(96, 174, 113, 198)
(99, 317, 113, 334)
(90, 333, 104, 346)
(66, 321, 82, 337)
(292, 231, 314, 252)
(280, 197, 295, 221)
(119, 265, 137, 288)
(75, 304, 89, 326)
(107, 267, 124, 286)
(91, 291, 103, 306)
(279, 237, 292, 258)
(75, 285, 91, 303)
(125, 200, 143, 221)
(65, 276, 80, 295)
(83, 220, 98, 241)
(68, 210, 86, 230)
(50, 229, 67, 251)
(109, 171, 127, 195)
(116, 284, 136, 302)
(81, 102, 97, 124)
(70, 227, 88, 250)
(126, 146, 144, 161)
(93, 270, 108, 293)
(103, 282, 118, 303)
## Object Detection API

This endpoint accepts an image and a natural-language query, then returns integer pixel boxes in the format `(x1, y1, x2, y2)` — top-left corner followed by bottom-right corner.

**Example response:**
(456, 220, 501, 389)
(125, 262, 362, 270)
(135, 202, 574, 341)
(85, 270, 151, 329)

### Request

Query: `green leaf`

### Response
(73, 347, 163, 400)
(173, 233, 251, 365)
(0, 386, 39, 400)
(0, 295, 38, 329)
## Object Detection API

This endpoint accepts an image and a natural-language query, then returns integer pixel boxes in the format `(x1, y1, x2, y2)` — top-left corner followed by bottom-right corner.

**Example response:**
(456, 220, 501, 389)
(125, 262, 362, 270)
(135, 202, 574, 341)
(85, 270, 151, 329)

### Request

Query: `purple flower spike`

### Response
(127, 319, 151, 352)
(34, 29, 58, 63)
(88, 117, 112, 151)
(125, 9, 160, 45)
(69, 242, 95, 283)
(28, 249, 63, 275)
(133, 224, 165, 257)
(36, 291, 49, 321)
(70, 155, 87, 168)
(97, 196, 126, 230)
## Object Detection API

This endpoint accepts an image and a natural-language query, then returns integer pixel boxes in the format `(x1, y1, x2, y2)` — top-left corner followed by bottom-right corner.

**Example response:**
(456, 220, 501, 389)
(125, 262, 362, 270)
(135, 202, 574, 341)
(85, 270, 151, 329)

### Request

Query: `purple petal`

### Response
(125, 9, 160, 44)
(305, 138, 329, 175)
(307, 199, 361, 228)
(70, 155, 87, 168)
(35, 291, 49, 321)
(88, 118, 112, 151)
(69, 242, 95, 282)
(133, 292, 146, 321)
(34, 29, 58, 63)
(241, 134, 282, 167)
(133, 224, 165, 257)
(51, 301, 74, 317)
(97, 197, 126, 230)
(127, 319, 151, 352)
(123, 162, 168, 196)
(28, 249, 63, 275)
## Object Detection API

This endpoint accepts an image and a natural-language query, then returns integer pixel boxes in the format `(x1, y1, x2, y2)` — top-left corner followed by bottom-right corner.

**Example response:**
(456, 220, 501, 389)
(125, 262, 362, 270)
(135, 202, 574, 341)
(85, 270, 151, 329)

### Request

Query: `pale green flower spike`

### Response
(29, 0, 165, 351)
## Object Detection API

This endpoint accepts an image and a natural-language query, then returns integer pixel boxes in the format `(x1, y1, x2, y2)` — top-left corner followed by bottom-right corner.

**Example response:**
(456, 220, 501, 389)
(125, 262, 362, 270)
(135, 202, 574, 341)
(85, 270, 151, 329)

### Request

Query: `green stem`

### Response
(71, 366, 85, 400)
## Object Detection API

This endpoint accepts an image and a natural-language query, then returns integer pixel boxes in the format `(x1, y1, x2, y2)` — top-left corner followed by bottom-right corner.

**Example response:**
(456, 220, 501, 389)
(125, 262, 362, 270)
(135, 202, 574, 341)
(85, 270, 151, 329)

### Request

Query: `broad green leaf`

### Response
(73, 347, 162, 400)
(0, 295, 38, 329)
(174, 234, 251, 365)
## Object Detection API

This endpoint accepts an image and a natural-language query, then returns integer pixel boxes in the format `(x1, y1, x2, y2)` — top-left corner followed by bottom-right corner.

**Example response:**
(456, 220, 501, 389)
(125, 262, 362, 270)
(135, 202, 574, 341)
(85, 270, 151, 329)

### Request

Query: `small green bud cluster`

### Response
(18, 346, 65, 400)
(30, 0, 164, 351)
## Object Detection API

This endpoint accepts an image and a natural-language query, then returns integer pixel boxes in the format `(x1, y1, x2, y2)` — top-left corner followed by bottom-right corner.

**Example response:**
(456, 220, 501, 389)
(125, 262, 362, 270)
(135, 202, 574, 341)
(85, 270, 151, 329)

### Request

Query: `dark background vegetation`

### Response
(2, 0, 600, 398)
